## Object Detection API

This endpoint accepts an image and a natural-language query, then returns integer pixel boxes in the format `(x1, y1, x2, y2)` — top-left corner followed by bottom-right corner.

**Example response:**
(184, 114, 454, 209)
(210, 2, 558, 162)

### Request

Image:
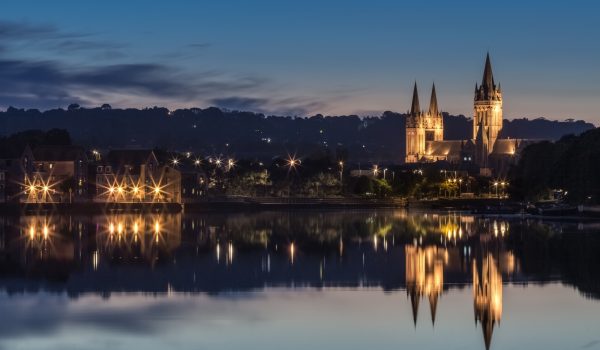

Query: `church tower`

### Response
(474, 53, 503, 167)
(405, 83, 444, 163)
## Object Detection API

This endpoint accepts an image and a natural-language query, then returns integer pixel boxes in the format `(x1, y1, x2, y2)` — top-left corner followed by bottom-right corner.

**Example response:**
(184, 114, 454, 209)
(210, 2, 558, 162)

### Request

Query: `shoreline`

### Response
(1, 198, 598, 221)
(0, 197, 408, 215)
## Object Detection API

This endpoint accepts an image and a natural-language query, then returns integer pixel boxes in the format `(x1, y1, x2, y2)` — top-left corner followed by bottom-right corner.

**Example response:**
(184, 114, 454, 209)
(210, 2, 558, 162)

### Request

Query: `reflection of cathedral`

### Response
(405, 241, 508, 350)
(405, 54, 537, 174)
(473, 254, 503, 350)
(405, 245, 445, 325)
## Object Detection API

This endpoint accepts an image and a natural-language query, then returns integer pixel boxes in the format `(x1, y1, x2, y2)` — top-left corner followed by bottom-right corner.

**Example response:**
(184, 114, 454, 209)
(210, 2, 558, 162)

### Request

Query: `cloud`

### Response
(0, 20, 64, 40)
(0, 19, 324, 113)
(210, 96, 329, 116)
(187, 43, 212, 50)
(0, 58, 265, 109)
(0, 19, 128, 60)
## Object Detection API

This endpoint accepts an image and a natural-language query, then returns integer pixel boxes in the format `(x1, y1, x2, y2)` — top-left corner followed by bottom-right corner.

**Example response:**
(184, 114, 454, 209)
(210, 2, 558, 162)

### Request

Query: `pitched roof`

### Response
(33, 145, 86, 162)
(426, 140, 465, 157)
(491, 139, 539, 155)
(0, 144, 30, 159)
(106, 150, 157, 166)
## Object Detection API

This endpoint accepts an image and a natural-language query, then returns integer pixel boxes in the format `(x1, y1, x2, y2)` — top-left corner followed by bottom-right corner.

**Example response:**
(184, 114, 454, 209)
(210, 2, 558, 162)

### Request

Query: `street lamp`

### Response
(372, 165, 380, 177)
(338, 161, 344, 182)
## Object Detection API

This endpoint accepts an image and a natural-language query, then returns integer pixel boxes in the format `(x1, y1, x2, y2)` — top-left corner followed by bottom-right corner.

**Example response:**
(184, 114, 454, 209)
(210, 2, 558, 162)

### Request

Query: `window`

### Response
(97, 166, 103, 173)
(105, 166, 112, 173)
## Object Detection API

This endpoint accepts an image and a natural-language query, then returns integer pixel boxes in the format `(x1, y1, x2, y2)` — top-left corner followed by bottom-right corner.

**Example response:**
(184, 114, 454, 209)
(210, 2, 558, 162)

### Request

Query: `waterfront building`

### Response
(30, 145, 89, 203)
(94, 150, 181, 203)
(0, 145, 34, 203)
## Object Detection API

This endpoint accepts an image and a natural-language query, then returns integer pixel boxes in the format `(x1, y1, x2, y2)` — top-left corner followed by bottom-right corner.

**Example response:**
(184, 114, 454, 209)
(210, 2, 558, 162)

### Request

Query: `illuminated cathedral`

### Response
(404, 54, 535, 174)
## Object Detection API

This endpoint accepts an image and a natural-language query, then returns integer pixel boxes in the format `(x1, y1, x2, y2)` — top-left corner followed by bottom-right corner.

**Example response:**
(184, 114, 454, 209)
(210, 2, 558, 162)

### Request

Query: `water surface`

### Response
(0, 210, 599, 350)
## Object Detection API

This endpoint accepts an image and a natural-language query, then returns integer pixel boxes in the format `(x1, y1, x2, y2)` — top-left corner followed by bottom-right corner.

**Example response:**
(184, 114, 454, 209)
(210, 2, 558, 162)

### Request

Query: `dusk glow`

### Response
(0, 1, 599, 122)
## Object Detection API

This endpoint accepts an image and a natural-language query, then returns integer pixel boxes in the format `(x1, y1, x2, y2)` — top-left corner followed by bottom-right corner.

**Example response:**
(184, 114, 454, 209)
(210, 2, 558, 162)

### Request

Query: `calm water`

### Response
(0, 210, 599, 350)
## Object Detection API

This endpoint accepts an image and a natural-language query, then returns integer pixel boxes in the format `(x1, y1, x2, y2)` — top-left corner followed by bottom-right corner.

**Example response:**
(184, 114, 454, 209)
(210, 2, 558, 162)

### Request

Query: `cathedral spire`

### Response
(482, 52, 495, 91)
(410, 82, 420, 115)
(429, 83, 439, 116)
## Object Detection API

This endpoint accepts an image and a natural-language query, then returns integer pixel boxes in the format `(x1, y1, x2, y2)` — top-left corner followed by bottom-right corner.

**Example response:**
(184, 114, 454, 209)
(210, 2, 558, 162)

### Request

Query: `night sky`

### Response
(1, 0, 598, 123)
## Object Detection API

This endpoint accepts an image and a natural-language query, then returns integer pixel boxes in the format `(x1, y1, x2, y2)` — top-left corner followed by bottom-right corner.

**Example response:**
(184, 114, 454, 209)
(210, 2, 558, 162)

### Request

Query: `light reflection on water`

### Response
(0, 210, 599, 350)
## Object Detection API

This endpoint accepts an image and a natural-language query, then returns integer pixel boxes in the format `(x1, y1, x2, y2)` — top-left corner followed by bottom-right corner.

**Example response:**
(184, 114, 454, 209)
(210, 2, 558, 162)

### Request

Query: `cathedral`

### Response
(405, 54, 535, 175)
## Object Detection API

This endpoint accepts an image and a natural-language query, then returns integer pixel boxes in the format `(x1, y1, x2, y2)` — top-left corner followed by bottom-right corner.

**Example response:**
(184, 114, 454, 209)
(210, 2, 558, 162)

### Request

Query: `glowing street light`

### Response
(286, 156, 300, 170)
(372, 164, 380, 177)
(227, 158, 235, 171)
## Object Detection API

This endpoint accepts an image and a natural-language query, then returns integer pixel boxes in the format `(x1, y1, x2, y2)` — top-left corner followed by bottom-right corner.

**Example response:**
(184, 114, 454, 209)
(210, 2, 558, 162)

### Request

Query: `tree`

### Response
(67, 103, 80, 111)
(354, 176, 374, 195)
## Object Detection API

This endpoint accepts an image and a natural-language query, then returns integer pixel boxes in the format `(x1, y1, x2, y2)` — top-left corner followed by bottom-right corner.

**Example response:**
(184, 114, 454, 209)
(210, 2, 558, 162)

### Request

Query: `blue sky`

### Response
(1, 0, 599, 123)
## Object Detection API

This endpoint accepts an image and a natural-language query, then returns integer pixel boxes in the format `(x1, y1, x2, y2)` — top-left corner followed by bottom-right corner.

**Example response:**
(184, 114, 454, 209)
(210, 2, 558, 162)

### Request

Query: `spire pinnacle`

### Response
(410, 82, 420, 115)
(482, 52, 495, 91)
(429, 83, 438, 116)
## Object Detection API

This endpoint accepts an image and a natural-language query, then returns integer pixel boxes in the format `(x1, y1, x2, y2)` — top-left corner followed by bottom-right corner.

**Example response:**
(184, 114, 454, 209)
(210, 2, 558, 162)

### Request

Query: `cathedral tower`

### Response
(474, 53, 503, 167)
(405, 83, 444, 163)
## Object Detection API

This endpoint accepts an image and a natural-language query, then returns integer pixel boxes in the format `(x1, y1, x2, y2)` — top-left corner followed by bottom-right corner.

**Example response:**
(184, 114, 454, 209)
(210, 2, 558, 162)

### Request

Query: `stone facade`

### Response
(404, 54, 535, 175)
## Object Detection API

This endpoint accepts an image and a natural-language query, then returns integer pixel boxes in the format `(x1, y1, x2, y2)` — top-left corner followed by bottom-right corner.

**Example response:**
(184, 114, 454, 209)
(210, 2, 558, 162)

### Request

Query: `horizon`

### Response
(0, 104, 595, 127)
(1, 1, 599, 125)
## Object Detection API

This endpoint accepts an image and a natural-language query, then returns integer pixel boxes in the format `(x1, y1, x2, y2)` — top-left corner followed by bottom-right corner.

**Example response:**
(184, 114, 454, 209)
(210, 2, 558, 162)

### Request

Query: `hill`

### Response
(0, 106, 594, 163)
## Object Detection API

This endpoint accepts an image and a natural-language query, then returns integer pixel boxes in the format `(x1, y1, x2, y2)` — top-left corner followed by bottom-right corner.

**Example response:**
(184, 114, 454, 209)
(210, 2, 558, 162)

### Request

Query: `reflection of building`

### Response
(405, 54, 538, 175)
(473, 254, 503, 350)
(95, 214, 181, 264)
(405, 245, 446, 325)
